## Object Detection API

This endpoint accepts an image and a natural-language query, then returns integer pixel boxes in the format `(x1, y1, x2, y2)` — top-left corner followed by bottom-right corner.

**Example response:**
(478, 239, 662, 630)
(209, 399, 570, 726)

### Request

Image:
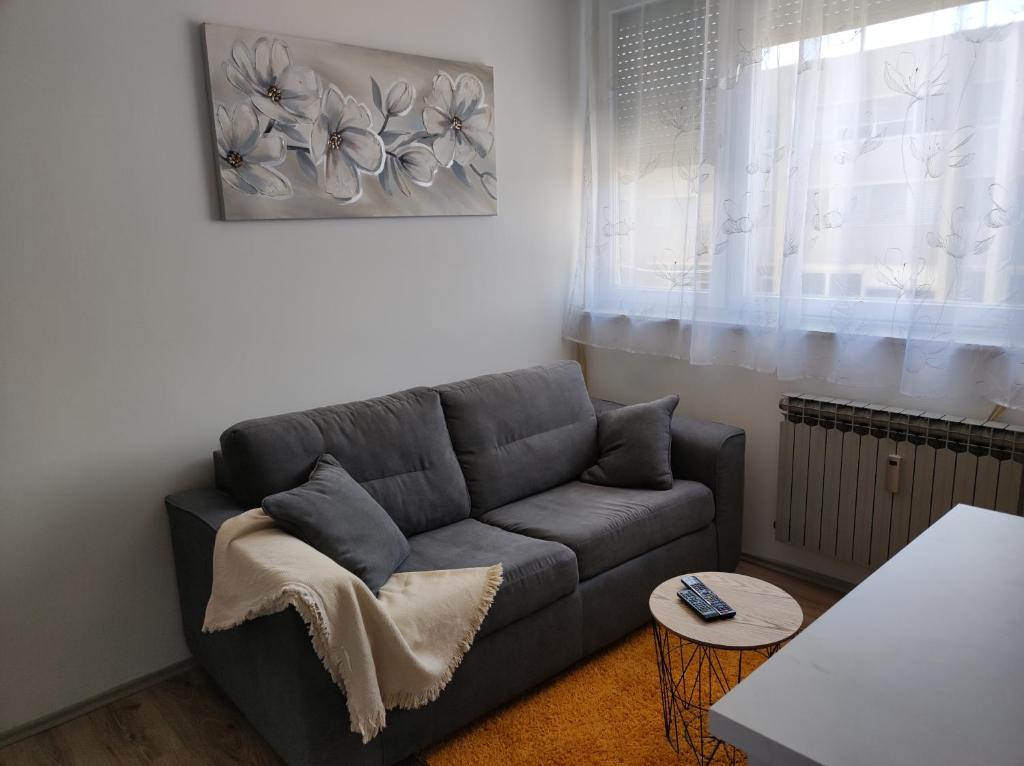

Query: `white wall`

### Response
(0, 0, 578, 733)
(585, 347, 1024, 585)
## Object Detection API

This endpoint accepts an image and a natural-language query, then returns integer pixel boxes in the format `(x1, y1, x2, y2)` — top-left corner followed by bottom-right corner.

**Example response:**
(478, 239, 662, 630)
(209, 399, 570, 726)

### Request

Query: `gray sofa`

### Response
(165, 361, 744, 766)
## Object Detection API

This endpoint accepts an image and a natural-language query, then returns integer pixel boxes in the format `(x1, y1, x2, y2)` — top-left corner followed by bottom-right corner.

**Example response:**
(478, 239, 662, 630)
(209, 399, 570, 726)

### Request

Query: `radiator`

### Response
(775, 395, 1024, 568)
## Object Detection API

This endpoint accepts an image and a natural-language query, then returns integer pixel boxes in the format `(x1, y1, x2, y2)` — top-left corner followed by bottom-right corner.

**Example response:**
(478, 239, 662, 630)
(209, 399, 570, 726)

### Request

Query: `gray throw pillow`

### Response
(262, 453, 410, 594)
(580, 395, 679, 490)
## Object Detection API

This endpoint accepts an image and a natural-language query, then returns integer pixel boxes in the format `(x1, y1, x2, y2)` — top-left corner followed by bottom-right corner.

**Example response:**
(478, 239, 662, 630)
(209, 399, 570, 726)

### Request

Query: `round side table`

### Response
(649, 572, 803, 765)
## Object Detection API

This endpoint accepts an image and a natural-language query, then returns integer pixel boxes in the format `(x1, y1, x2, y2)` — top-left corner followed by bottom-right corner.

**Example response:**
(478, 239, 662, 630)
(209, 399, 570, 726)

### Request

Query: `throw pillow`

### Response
(580, 395, 679, 490)
(262, 453, 410, 594)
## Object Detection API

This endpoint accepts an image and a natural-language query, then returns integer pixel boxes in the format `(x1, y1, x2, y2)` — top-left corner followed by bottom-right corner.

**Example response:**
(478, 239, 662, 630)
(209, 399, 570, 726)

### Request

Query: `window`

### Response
(803, 273, 827, 295)
(829, 273, 863, 298)
(567, 0, 1024, 403)
(607, 0, 720, 295)
(582, 0, 1024, 342)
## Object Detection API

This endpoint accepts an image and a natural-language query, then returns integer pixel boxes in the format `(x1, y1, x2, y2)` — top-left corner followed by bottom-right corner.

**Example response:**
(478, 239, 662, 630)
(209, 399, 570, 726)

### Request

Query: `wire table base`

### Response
(652, 621, 786, 765)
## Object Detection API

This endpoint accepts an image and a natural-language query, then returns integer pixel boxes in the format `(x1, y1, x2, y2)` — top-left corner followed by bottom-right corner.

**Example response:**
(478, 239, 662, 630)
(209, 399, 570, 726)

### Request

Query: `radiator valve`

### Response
(885, 454, 902, 494)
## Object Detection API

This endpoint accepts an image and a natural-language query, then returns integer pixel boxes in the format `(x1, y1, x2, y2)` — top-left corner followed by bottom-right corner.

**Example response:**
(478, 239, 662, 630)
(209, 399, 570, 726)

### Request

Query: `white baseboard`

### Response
(740, 552, 856, 593)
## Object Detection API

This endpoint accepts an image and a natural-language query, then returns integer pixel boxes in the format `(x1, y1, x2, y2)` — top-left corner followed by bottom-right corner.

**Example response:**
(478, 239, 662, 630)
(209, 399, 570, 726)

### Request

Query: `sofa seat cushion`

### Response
(397, 519, 578, 637)
(478, 480, 714, 580)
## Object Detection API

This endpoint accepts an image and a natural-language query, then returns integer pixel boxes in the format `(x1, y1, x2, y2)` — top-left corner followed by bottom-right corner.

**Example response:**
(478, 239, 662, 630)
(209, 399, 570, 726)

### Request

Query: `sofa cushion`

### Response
(220, 388, 470, 536)
(262, 454, 410, 595)
(581, 395, 679, 490)
(479, 480, 714, 580)
(397, 519, 578, 637)
(436, 361, 598, 514)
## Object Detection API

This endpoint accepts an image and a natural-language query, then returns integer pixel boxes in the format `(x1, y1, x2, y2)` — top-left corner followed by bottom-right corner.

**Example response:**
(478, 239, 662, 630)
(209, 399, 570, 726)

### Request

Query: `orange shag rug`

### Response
(422, 626, 765, 766)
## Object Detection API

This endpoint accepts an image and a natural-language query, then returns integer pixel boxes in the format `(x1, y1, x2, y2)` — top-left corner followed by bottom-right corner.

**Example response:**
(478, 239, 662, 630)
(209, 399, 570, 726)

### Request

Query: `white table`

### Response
(710, 505, 1024, 766)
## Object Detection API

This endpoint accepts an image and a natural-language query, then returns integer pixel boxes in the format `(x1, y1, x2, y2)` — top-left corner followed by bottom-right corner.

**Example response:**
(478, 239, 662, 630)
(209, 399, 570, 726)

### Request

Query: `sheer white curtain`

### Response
(565, 0, 1024, 407)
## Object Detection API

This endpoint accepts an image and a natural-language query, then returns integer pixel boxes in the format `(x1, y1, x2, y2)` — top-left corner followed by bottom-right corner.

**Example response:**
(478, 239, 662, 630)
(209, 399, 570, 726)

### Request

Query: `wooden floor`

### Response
(0, 561, 843, 765)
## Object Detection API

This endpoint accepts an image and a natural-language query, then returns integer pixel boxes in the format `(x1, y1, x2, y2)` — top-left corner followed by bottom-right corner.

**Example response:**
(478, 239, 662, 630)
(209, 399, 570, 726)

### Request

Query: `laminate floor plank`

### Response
(146, 671, 282, 766)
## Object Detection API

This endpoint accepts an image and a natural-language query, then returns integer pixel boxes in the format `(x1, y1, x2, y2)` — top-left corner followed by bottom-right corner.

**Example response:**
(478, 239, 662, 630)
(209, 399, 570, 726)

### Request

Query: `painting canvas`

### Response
(201, 23, 497, 220)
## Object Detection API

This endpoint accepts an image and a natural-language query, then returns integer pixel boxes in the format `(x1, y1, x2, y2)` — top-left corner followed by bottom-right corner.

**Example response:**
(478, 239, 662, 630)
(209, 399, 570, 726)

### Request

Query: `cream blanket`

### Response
(202, 509, 503, 742)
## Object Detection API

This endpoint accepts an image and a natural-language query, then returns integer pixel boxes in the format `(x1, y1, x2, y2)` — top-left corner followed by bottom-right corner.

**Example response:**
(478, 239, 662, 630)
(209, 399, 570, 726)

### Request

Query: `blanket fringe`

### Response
(203, 564, 503, 744)
(382, 563, 504, 712)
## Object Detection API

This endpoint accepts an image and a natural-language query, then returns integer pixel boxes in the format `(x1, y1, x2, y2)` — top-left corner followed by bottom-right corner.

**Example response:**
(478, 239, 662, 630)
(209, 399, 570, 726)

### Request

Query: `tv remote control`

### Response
(677, 588, 720, 621)
(681, 575, 736, 619)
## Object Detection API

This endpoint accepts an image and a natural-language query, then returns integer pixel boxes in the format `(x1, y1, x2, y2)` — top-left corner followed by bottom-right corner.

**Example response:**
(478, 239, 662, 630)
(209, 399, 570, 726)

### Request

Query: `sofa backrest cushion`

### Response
(435, 361, 598, 514)
(220, 387, 470, 535)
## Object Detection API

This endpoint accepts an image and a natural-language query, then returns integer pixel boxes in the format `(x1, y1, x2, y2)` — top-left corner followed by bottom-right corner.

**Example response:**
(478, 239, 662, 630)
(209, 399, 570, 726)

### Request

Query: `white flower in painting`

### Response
(479, 171, 497, 200)
(422, 72, 494, 167)
(383, 80, 415, 117)
(215, 103, 291, 198)
(310, 85, 386, 203)
(381, 143, 440, 197)
(224, 38, 321, 124)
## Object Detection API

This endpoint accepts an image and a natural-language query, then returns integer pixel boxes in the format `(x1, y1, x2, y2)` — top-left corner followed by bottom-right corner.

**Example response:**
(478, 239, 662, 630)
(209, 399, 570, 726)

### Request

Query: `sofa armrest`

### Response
(164, 489, 248, 648)
(165, 487, 249, 532)
(669, 416, 745, 570)
(590, 398, 745, 570)
(165, 488, 374, 765)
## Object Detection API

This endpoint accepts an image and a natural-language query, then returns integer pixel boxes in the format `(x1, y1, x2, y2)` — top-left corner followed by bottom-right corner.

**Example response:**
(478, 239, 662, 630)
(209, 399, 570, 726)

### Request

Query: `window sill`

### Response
(573, 309, 1013, 356)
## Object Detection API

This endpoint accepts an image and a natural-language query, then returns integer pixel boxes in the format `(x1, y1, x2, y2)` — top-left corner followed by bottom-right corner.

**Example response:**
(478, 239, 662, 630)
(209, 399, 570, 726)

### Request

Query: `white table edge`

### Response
(709, 707, 823, 766)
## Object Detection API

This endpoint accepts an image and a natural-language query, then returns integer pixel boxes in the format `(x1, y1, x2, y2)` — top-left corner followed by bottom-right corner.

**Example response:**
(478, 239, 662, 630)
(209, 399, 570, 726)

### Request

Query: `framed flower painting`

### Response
(201, 23, 497, 220)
